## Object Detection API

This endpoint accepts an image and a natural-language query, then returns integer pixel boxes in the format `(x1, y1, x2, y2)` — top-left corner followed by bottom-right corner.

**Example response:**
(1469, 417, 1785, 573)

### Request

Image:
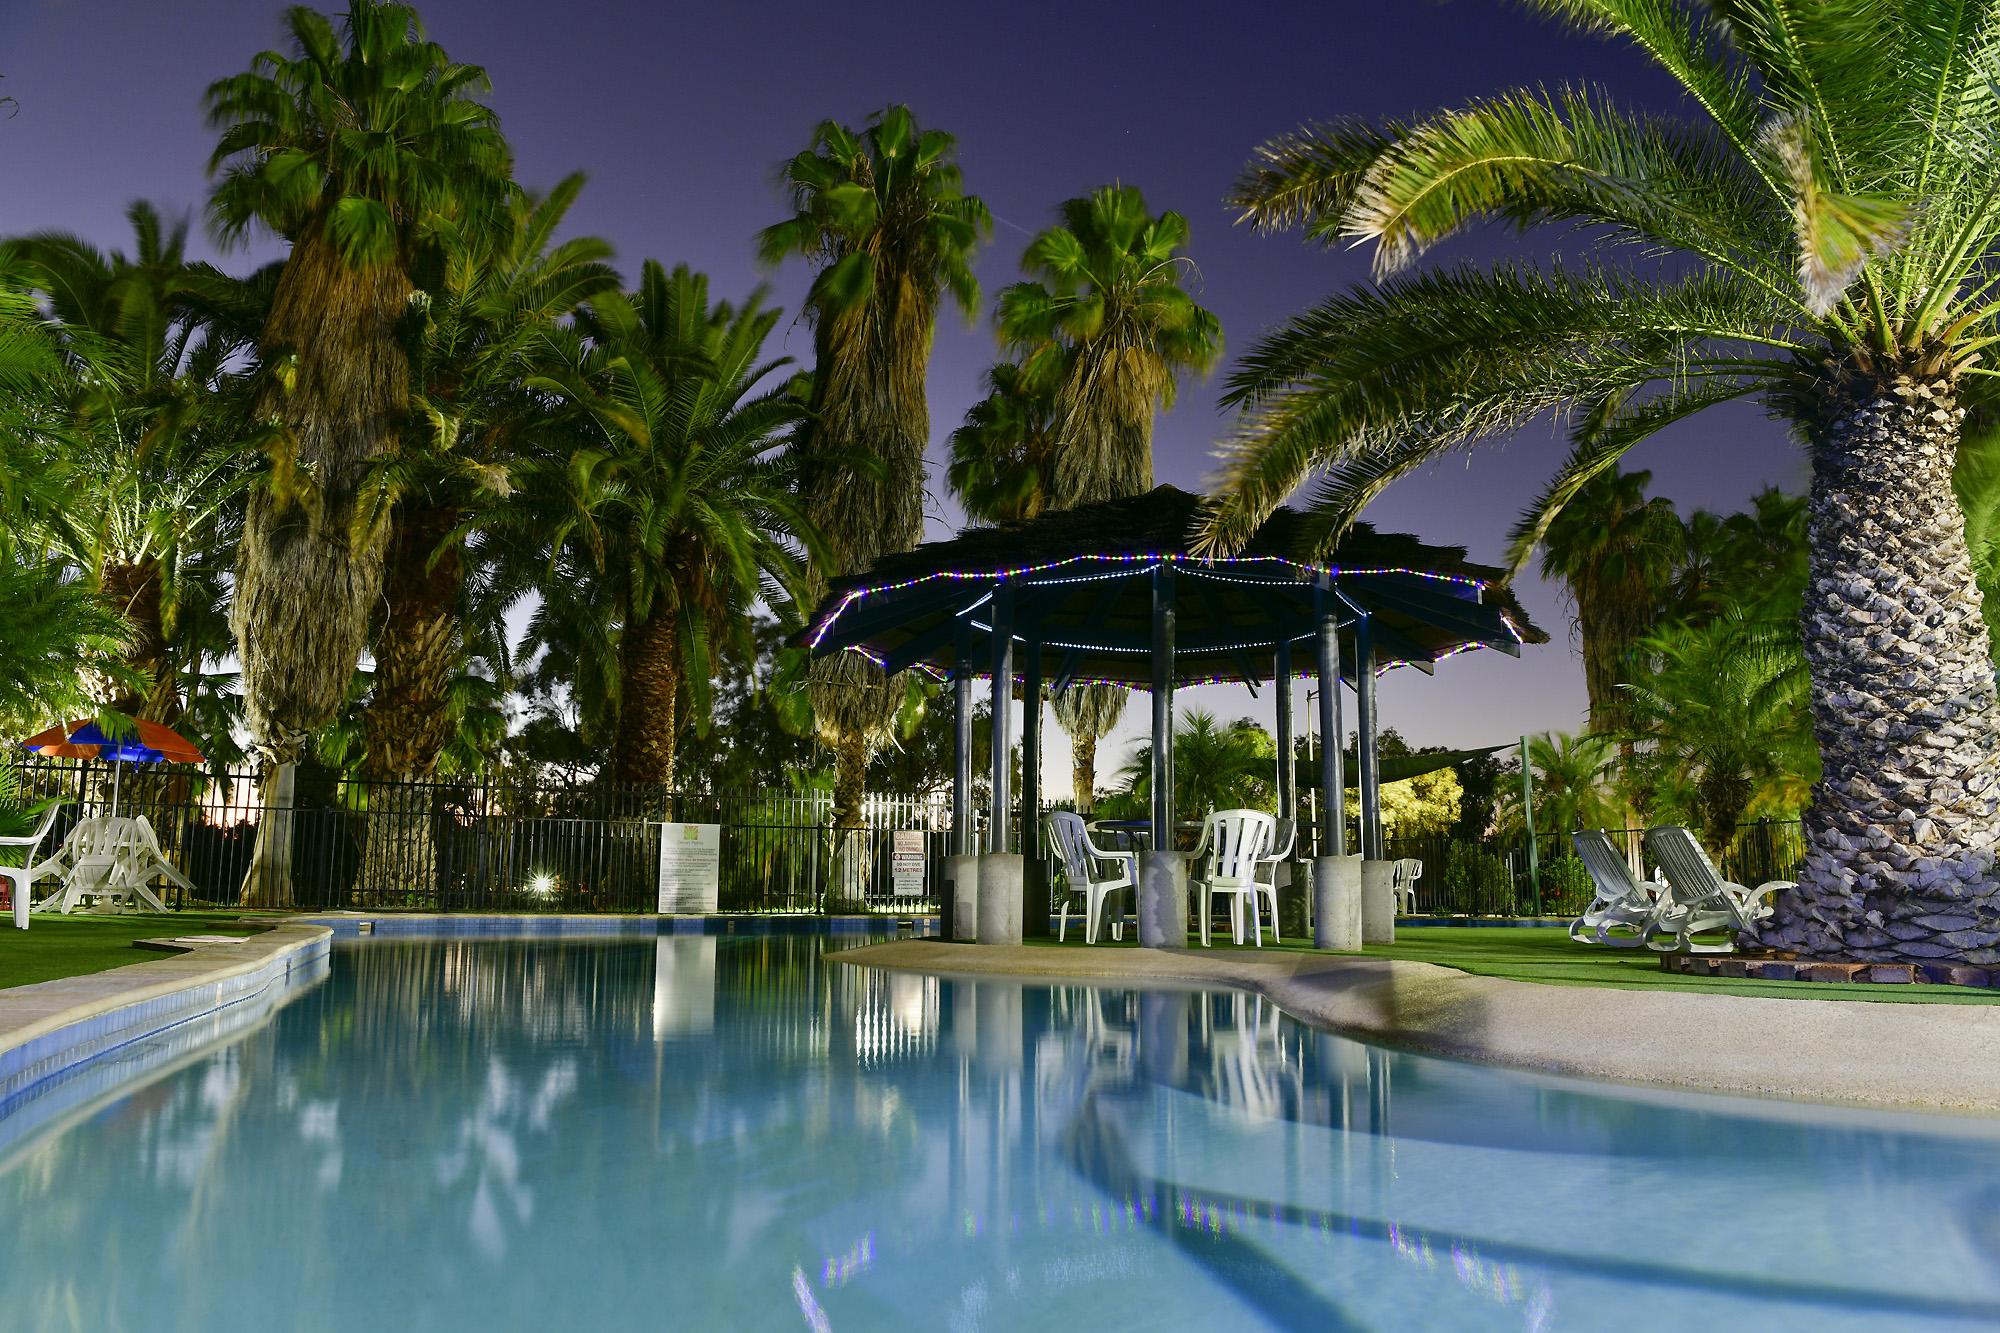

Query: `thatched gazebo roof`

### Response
(801, 485, 1545, 689)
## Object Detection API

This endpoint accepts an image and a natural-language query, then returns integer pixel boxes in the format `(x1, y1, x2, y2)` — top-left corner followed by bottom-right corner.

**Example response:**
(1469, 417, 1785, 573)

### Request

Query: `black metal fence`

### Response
(16, 759, 957, 914)
(12, 756, 1811, 920)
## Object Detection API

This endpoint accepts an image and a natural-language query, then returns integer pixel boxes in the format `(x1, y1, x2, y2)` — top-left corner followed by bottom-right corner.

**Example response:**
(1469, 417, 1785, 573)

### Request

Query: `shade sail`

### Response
(801, 486, 1546, 688)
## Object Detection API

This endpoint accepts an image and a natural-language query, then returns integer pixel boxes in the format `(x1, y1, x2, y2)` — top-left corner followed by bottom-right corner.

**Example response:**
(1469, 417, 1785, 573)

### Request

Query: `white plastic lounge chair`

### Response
(1189, 809, 1277, 946)
(1390, 858, 1424, 914)
(1249, 818, 1296, 943)
(1570, 829, 1660, 947)
(0, 805, 60, 930)
(1047, 812, 1138, 943)
(1640, 825, 1790, 954)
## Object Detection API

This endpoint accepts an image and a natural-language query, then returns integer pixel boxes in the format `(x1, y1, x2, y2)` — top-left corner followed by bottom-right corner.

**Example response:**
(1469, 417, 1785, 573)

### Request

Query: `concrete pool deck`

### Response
(833, 940, 2000, 1114)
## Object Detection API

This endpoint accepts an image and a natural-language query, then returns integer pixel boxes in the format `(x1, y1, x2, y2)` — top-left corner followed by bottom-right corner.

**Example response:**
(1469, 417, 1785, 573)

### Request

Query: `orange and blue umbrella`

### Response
(20, 719, 207, 818)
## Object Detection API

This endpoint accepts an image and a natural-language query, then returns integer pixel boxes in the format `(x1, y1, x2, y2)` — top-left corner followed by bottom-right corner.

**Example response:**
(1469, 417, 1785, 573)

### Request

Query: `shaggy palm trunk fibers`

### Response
(98, 558, 177, 722)
(358, 509, 464, 902)
(1761, 375, 2000, 963)
(237, 235, 408, 908)
(613, 610, 681, 793)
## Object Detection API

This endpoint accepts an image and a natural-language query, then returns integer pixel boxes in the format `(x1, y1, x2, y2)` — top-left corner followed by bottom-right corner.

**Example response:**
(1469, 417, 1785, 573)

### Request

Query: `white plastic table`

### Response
(32, 815, 195, 914)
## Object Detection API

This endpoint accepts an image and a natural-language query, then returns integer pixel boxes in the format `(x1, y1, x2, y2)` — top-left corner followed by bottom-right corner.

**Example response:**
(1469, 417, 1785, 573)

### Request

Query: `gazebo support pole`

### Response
(979, 584, 1022, 944)
(1274, 639, 1298, 936)
(1313, 579, 1360, 949)
(1021, 633, 1048, 938)
(1139, 563, 1186, 948)
(1274, 640, 1296, 827)
(949, 639, 976, 941)
(1356, 613, 1383, 860)
(1356, 612, 1395, 944)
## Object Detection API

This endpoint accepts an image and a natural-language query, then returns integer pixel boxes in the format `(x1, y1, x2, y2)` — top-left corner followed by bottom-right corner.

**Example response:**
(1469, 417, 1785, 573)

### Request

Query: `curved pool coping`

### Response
(0, 924, 332, 1125)
(831, 940, 2000, 1114)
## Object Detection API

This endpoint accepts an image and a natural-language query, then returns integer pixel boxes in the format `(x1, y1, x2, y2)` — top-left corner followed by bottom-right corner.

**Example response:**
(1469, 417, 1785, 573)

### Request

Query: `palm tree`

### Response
(1506, 732, 1623, 841)
(355, 174, 616, 788)
(535, 261, 815, 789)
(1532, 467, 1680, 738)
(14, 203, 254, 725)
(1207, 3, 2000, 963)
(1115, 711, 1274, 825)
(947, 360, 1060, 524)
(206, 0, 511, 905)
(758, 105, 989, 871)
(997, 185, 1223, 503)
(1626, 613, 1816, 848)
(984, 186, 1220, 812)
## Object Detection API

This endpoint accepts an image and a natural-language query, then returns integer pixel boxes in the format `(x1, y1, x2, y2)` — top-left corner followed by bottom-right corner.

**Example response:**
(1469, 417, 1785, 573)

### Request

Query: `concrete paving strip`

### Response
(0, 925, 332, 1061)
(832, 940, 2000, 1114)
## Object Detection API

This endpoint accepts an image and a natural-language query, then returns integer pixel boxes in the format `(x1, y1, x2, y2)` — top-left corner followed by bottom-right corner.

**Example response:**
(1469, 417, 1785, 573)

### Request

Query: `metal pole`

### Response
(952, 666, 973, 856)
(1355, 614, 1381, 860)
(1520, 733, 1540, 916)
(1313, 581, 1345, 856)
(990, 584, 1014, 853)
(1149, 564, 1176, 850)
(1274, 639, 1296, 830)
(1021, 631, 1047, 938)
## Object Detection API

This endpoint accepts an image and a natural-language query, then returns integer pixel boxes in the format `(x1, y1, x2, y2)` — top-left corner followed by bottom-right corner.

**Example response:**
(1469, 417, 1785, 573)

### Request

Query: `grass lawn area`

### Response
(0, 913, 278, 991)
(1030, 926, 2000, 1004)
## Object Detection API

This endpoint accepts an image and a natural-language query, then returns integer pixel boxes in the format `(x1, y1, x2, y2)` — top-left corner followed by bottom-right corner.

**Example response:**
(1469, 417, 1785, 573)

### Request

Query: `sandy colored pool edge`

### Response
(830, 939, 2000, 1115)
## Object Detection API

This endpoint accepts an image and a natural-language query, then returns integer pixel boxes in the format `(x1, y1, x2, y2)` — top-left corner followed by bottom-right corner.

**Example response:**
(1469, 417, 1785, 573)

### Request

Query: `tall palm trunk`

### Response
(804, 274, 932, 908)
(1053, 683, 1127, 815)
(614, 608, 682, 792)
(98, 558, 178, 722)
(1763, 375, 2000, 962)
(1051, 346, 1161, 505)
(358, 503, 463, 902)
(237, 231, 408, 908)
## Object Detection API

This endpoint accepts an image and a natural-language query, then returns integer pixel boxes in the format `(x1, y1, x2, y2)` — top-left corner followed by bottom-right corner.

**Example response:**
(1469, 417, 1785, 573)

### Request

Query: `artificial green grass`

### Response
(0, 912, 274, 990)
(1027, 925, 2000, 1004)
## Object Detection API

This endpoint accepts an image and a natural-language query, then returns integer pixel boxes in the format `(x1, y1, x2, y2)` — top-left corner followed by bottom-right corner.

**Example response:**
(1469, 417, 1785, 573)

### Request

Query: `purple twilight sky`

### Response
(0, 0, 1808, 787)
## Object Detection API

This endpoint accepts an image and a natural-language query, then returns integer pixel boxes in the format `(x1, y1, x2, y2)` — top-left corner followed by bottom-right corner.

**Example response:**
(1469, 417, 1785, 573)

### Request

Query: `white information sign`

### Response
(657, 821, 722, 914)
(890, 829, 926, 899)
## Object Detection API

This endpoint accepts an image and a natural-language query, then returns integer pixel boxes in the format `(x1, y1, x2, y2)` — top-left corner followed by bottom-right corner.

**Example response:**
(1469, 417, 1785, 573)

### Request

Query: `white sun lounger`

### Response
(1641, 825, 1790, 954)
(1570, 829, 1659, 947)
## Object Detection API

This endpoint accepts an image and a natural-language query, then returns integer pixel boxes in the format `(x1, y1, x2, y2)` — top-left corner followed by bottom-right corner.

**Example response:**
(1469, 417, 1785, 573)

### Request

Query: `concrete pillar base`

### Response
(949, 854, 980, 942)
(976, 853, 1024, 945)
(1361, 859, 1396, 944)
(1313, 854, 1363, 951)
(1138, 851, 1188, 949)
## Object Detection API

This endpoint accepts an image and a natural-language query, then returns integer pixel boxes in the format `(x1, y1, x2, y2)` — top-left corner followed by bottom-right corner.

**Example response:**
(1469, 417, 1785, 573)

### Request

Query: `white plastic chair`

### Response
(1641, 826, 1789, 953)
(1249, 818, 1296, 943)
(1390, 858, 1424, 914)
(1047, 812, 1138, 943)
(1569, 830, 1659, 946)
(1190, 809, 1277, 946)
(0, 805, 62, 930)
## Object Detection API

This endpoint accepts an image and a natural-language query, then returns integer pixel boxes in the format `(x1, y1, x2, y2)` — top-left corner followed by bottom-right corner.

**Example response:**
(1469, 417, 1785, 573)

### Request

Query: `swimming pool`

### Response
(0, 932, 1996, 1330)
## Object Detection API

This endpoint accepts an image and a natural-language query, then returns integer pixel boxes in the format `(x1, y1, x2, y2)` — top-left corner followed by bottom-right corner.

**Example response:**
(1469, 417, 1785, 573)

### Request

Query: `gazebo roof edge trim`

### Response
(807, 550, 1492, 650)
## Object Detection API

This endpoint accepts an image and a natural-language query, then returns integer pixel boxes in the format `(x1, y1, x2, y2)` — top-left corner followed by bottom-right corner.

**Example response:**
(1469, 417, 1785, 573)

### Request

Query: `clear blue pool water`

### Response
(2, 933, 1999, 1331)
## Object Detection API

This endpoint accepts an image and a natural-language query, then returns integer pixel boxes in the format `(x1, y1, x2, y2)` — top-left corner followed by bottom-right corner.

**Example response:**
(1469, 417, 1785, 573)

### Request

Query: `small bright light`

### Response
(529, 873, 556, 898)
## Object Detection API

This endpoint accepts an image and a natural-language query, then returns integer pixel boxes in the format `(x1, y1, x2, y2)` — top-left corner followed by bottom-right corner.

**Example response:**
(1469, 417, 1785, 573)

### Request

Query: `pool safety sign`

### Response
(890, 830, 926, 897)
(657, 822, 722, 913)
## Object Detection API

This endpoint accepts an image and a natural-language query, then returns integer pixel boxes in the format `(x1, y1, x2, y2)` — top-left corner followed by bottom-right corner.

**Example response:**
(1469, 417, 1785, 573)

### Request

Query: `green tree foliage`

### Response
(531, 262, 814, 789)
(759, 106, 989, 840)
(1208, 3, 2000, 956)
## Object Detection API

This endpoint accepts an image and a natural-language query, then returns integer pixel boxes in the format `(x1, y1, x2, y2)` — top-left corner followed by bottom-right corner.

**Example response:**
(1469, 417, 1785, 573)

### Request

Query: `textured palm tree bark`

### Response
(357, 507, 464, 900)
(97, 559, 178, 722)
(613, 610, 681, 792)
(1761, 376, 2000, 962)
(237, 233, 409, 909)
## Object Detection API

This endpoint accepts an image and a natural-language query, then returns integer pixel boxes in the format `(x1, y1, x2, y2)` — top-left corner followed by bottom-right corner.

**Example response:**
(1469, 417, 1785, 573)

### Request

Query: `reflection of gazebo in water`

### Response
(802, 486, 1546, 946)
